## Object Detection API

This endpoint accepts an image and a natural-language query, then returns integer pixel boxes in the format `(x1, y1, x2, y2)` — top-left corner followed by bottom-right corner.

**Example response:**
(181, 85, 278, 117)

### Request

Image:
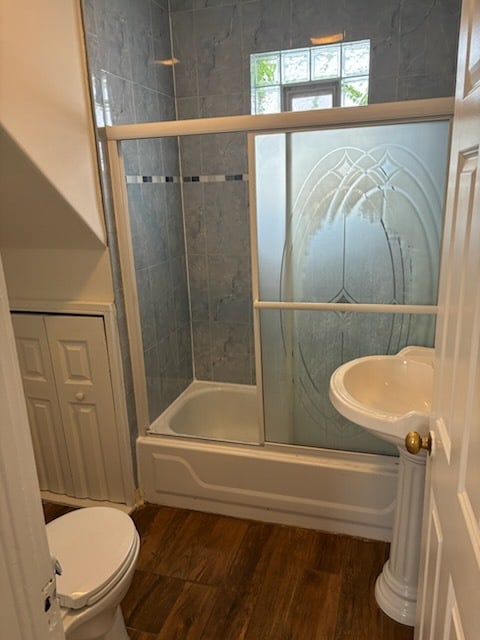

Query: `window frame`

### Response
(250, 39, 370, 115)
(283, 80, 341, 111)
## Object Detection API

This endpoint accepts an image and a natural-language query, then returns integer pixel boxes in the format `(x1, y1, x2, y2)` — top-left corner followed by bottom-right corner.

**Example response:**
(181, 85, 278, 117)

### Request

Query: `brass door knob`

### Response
(75, 392, 85, 401)
(405, 431, 432, 455)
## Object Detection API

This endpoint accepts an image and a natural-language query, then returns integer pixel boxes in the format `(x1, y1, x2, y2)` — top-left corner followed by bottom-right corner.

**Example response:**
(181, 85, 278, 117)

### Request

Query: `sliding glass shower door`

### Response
(254, 120, 450, 455)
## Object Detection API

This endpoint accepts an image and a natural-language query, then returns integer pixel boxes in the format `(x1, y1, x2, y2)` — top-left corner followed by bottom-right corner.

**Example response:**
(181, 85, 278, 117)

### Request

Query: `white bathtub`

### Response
(148, 381, 259, 443)
(138, 381, 399, 541)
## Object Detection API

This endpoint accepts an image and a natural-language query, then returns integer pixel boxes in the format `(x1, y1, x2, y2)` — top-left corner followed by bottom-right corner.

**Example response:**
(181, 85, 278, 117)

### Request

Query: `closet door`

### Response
(11, 313, 74, 496)
(45, 315, 125, 502)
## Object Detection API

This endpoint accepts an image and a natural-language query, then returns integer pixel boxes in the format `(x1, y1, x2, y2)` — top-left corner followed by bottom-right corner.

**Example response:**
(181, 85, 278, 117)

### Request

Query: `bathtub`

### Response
(138, 381, 399, 541)
(148, 381, 259, 443)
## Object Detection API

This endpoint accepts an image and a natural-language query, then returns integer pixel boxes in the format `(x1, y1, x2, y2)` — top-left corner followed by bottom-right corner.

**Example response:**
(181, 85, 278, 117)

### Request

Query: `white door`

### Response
(13, 313, 127, 503)
(415, 0, 480, 637)
(45, 315, 126, 502)
(12, 313, 74, 495)
(0, 261, 65, 640)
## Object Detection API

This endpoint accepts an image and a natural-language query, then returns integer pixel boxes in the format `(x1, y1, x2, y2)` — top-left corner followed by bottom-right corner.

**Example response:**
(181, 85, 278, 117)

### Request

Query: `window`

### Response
(250, 40, 370, 115)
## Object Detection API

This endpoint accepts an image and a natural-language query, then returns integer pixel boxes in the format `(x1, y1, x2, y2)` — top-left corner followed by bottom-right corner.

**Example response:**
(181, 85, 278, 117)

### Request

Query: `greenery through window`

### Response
(250, 40, 370, 114)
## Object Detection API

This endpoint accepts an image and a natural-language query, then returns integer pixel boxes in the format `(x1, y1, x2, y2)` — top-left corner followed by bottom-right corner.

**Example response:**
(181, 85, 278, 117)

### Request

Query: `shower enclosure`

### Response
(107, 99, 452, 538)
(254, 120, 449, 456)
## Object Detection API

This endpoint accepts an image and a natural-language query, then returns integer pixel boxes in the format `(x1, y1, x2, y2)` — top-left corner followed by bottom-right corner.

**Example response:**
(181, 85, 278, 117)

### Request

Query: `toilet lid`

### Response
(46, 507, 137, 610)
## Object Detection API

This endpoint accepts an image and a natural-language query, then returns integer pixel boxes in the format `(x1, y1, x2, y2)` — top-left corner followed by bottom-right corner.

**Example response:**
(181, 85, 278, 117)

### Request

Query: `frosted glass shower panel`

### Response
(260, 309, 436, 454)
(255, 133, 287, 302)
(254, 120, 449, 453)
(255, 121, 449, 305)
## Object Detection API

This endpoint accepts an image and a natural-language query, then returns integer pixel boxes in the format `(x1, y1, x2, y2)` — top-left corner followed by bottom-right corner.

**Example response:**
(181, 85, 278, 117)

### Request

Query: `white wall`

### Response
(0, 0, 105, 245)
(1, 248, 114, 303)
(0, 0, 114, 303)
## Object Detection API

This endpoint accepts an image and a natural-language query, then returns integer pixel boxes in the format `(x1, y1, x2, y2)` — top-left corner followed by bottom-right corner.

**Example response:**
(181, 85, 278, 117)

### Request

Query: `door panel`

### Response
(67, 403, 109, 498)
(26, 398, 67, 492)
(416, 0, 480, 637)
(55, 339, 95, 385)
(11, 314, 74, 495)
(1, 261, 65, 640)
(12, 312, 127, 503)
(418, 497, 443, 640)
(46, 315, 125, 502)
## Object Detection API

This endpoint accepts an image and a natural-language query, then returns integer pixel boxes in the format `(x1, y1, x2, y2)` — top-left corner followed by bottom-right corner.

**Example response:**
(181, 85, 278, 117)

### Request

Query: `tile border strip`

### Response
(125, 174, 249, 184)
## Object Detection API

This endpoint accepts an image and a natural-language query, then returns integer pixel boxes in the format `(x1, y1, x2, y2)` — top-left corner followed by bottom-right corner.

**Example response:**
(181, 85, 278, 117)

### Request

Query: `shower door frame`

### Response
(104, 98, 453, 438)
(248, 117, 451, 451)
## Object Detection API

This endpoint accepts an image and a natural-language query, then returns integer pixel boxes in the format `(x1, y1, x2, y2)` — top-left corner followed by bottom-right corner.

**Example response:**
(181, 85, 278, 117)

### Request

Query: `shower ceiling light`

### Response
(310, 33, 344, 45)
(154, 57, 180, 66)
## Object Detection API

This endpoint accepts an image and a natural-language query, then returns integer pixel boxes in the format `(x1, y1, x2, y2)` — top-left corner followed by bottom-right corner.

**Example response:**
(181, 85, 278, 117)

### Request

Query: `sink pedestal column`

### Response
(375, 448, 426, 626)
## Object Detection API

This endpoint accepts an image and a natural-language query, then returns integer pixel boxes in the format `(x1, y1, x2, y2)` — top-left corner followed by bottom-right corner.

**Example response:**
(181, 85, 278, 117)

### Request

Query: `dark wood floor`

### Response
(43, 502, 413, 640)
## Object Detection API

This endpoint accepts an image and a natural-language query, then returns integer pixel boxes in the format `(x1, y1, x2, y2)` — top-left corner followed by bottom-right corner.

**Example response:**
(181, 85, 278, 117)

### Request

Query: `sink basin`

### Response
(329, 346, 434, 446)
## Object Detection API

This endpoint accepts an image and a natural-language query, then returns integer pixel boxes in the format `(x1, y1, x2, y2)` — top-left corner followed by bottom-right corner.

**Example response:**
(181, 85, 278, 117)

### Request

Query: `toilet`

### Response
(46, 506, 140, 640)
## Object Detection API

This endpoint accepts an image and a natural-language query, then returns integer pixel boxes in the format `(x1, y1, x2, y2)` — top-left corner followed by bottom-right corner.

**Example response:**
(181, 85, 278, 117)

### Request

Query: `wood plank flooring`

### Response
(43, 502, 414, 640)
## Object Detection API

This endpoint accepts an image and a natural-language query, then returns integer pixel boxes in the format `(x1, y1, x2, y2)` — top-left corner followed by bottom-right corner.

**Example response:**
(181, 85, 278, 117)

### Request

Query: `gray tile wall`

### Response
(183, 178, 254, 383)
(82, 0, 193, 431)
(172, 0, 460, 385)
(171, 0, 461, 118)
(82, 0, 461, 421)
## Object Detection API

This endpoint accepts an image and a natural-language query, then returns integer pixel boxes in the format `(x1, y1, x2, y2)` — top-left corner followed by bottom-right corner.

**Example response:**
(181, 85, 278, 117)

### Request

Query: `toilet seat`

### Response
(46, 507, 138, 610)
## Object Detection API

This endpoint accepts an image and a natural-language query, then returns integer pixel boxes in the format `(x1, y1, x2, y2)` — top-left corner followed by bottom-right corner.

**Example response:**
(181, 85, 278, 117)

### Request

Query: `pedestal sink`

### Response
(329, 346, 434, 626)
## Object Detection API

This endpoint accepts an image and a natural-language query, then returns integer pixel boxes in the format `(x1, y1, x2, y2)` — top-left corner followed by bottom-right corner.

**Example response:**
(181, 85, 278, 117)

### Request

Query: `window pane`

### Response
(250, 40, 371, 114)
(291, 93, 333, 110)
(254, 86, 281, 114)
(341, 77, 369, 106)
(311, 45, 340, 79)
(252, 53, 280, 86)
(281, 49, 310, 84)
(342, 41, 370, 77)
